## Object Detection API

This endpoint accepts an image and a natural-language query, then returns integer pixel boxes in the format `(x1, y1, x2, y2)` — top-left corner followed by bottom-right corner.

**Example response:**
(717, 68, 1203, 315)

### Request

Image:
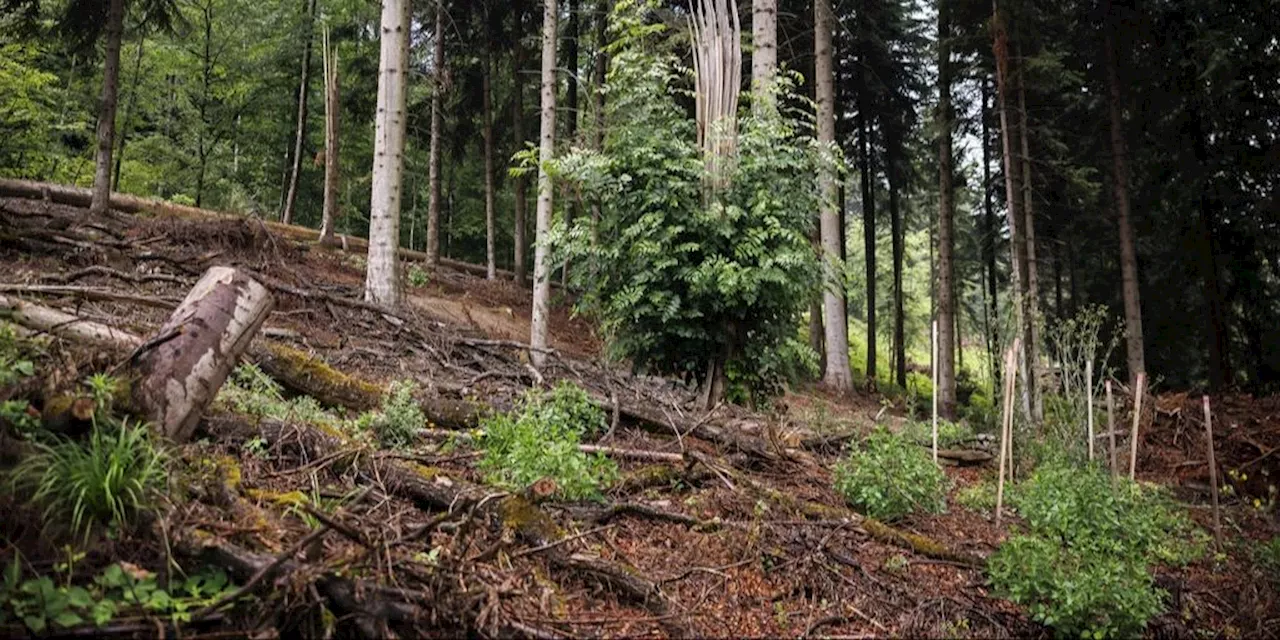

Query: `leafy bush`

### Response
(1256, 536, 1280, 581)
(0, 323, 37, 386)
(362, 380, 425, 449)
(901, 419, 974, 449)
(217, 363, 338, 426)
(989, 459, 1206, 638)
(954, 478, 997, 513)
(833, 427, 947, 520)
(9, 419, 167, 543)
(480, 382, 617, 500)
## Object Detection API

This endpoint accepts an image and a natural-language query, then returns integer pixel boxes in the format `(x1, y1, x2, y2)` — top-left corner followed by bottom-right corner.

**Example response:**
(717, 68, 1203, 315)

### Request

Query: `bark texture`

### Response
(936, 0, 957, 417)
(426, 0, 445, 265)
(364, 0, 410, 307)
(751, 0, 777, 101)
(133, 267, 274, 442)
(90, 0, 125, 216)
(282, 0, 318, 226)
(512, 11, 530, 286)
(319, 28, 341, 245)
(483, 42, 497, 280)
(815, 0, 852, 391)
(530, 0, 559, 369)
(1017, 60, 1042, 421)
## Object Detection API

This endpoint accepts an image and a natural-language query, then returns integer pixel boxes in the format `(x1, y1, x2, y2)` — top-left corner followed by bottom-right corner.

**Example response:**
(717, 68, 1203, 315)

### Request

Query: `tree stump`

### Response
(133, 267, 273, 441)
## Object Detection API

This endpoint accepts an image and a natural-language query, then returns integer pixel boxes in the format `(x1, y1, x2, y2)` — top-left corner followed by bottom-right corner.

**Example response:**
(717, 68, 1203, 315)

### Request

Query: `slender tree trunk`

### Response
(513, 19, 530, 286)
(90, 0, 125, 215)
(364, 0, 410, 306)
(1017, 50, 1042, 422)
(751, 0, 777, 102)
(282, 0, 318, 226)
(982, 78, 999, 389)
(113, 35, 145, 190)
(590, 0, 609, 238)
(1104, 17, 1145, 385)
(889, 145, 906, 389)
(561, 0, 579, 285)
(483, 43, 497, 279)
(936, 0, 957, 417)
(815, 0, 852, 391)
(318, 29, 341, 245)
(858, 89, 876, 384)
(992, 0, 1031, 420)
(530, 0, 559, 369)
(426, 0, 445, 265)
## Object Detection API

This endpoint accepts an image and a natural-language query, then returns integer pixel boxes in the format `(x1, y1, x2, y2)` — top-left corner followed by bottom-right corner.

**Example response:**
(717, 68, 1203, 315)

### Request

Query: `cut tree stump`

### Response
(132, 266, 273, 441)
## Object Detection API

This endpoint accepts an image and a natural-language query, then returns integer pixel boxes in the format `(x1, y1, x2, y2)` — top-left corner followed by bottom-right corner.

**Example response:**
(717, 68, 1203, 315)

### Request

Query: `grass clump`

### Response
(989, 458, 1206, 638)
(479, 381, 616, 501)
(9, 418, 167, 544)
(833, 427, 947, 521)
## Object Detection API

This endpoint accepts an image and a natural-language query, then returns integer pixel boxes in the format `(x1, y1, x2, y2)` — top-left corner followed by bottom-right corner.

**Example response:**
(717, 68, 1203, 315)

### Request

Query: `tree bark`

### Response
(113, 35, 146, 191)
(319, 29, 341, 245)
(562, 0, 580, 285)
(133, 267, 274, 442)
(1104, 15, 1145, 386)
(512, 12, 530, 287)
(90, 0, 125, 216)
(751, 0, 777, 103)
(364, 0, 411, 307)
(859, 89, 876, 385)
(282, 0, 318, 226)
(483, 41, 497, 279)
(936, 0, 956, 417)
(1016, 51, 1042, 422)
(981, 79, 999, 390)
(530, 0, 559, 369)
(590, 0, 609, 239)
(426, 0, 445, 265)
(815, 0, 852, 391)
(889, 149, 905, 390)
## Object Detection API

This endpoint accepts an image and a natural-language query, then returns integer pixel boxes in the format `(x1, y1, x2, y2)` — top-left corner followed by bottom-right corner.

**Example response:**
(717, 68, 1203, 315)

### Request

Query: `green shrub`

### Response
(480, 382, 617, 500)
(833, 427, 947, 521)
(901, 419, 974, 449)
(0, 323, 37, 386)
(954, 478, 997, 513)
(9, 419, 167, 543)
(217, 363, 339, 426)
(362, 380, 424, 449)
(990, 459, 1206, 638)
(1257, 536, 1280, 581)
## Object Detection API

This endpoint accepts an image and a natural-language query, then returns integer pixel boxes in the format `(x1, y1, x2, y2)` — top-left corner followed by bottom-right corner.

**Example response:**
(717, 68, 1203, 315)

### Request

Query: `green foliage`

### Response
(833, 427, 947, 521)
(1257, 536, 1280, 582)
(954, 478, 998, 513)
(217, 363, 339, 426)
(1042, 304, 1121, 460)
(900, 419, 974, 449)
(361, 380, 424, 449)
(480, 382, 617, 501)
(8, 419, 167, 544)
(0, 399, 39, 436)
(407, 264, 430, 288)
(0, 555, 236, 632)
(0, 323, 37, 386)
(989, 459, 1206, 638)
(556, 2, 820, 398)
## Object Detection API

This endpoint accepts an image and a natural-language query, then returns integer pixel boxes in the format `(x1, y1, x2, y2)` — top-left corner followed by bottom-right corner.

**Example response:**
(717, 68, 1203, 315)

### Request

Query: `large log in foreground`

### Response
(133, 267, 273, 441)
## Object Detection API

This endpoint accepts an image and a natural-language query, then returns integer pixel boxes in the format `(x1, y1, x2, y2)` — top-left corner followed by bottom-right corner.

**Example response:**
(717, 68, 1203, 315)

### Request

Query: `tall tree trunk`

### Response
(513, 11, 530, 286)
(1192, 107, 1231, 389)
(889, 143, 906, 389)
(815, 0, 852, 391)
(364, 0, 410, 307)
(992, 0, 1031, 420)
(318, 28, 341, 245)
(751, 0, 777, 103)
(982, 78, 999, 389)
(483, 42, 497, 279)
(113, 35, 145, 190)
(1017, 49, 1042, 422)
(426, 0, 445, 265)
(530, 0, 558, 369)
(282, 0, 318, 226)
(936, 0, 957, 417)
(562, 0, 579, 285)
(89, 0, 125, 215)
(858, 85, 876, 384)
(1104, 16, 1145, 385)
(590, 0, 609, 238)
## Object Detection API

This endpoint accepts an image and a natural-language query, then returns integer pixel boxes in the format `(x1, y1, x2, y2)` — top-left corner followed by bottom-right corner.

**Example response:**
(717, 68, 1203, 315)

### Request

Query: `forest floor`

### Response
(1, 192, 1278, 639)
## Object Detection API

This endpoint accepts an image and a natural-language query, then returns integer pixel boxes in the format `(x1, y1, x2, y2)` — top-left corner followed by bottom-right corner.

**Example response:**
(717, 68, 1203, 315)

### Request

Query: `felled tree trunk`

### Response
(133, 267, 274, 441)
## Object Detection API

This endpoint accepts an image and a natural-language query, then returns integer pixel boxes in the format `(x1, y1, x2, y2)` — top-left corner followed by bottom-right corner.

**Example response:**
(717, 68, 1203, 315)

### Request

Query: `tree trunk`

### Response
(1017, 51, 1042, 422)
(590, 0, 609, 239)
(426, 0, 445, 265)
(992, 0, 1030, 420)
(282, 0, 318, 226)
(530, 0, 559, 369)
(815, 0, 851, 391)
(364, 0, 411, 307)
(318, 28, 341, 245)
(512, 18, 530, 286)
(562, 0, 579, 285)
(982, 79, 999, 390)
(133, 267, 274, 442)
(751, 0, 777, 103)
(889, 144, 905, 389)
(483, 43, 497, 280)
(935, 0, 956, 417)
(113, 35, 146, 191)
(90, 0, 125, 215)
(859, 89, 876, 385)
(1104, 16, 1145, 386)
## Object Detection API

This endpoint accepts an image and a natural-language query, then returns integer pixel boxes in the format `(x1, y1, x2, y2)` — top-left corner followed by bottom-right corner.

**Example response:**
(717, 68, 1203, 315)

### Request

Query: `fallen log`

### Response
(0, 293, 143, 349)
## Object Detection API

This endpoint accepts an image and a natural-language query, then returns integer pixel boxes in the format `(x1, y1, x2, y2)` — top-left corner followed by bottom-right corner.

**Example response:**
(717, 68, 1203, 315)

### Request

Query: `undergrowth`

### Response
(354, 380, 425, 449)
(479, 381, 616, 500)
(989, 457, 1207, 638)
(833, 427, 947, 521)
(217, 363, 338, 426)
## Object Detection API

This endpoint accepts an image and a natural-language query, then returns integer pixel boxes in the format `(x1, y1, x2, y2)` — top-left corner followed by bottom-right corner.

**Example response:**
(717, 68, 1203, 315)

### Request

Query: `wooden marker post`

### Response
(995, 339, 1019, 527)
(1106, 380, 1117, 476)
(1086, 359, 1095, 462)
(1129, 372, 1146, 481)
(932, 320, 939, 464)
(1203, 395, 1221, 544)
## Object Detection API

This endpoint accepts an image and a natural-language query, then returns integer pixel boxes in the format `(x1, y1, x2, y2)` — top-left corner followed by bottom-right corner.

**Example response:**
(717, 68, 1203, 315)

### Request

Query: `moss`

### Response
(245, 488, 308, 507)
(262, 342, 384, 411)
(498, 496, 563, 545)
(214, 455, 242, 491)
(863, 517, 980, 566)
(406, 463, 440, 480)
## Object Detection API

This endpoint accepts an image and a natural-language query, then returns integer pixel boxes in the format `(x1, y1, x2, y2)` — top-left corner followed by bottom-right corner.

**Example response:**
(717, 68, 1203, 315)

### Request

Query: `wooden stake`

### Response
(995, 339, 1019, 527)
(932, 319, 939, 464)
(1203, 395, 1221, 544)
(1128, 372, 1146, 481)
(1106, 380, 1117, 476)
(1086, 359, 1094, 462)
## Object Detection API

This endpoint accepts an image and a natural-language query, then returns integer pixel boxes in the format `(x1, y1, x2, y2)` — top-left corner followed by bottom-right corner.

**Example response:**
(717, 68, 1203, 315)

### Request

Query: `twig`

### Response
(1107, 380, 1117, 476)
(0, 284, 179, 309)
(1204, 395, 1221, 545)
(509, 524, 614, 560)
(1130, 372, 1146, 480)
(995, 340, 1019, 527)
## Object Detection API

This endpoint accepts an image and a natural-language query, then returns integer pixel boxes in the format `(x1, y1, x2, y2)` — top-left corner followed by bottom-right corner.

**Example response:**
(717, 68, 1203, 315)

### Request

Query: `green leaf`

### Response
(53, 610, 84, 628)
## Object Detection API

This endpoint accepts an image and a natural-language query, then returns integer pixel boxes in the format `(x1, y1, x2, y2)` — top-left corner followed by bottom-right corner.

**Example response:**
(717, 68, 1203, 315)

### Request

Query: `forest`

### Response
(0, 0, 1277, 637)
